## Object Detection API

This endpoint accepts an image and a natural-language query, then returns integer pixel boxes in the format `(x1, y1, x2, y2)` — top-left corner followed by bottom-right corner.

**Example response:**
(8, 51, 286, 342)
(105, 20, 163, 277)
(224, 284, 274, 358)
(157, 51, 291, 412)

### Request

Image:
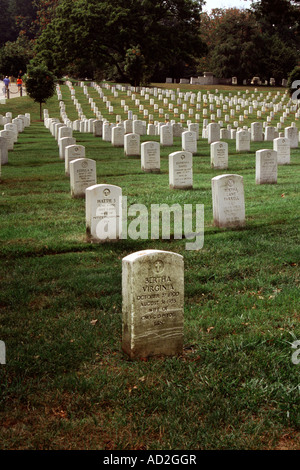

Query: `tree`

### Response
(34, 0, 206, 83)
(0, 0, 16, 46)
(0, 31, 34, 76)
(199, 7, 298, 84)
(251, 0, 300, 44)
(23, 63, 56, 119)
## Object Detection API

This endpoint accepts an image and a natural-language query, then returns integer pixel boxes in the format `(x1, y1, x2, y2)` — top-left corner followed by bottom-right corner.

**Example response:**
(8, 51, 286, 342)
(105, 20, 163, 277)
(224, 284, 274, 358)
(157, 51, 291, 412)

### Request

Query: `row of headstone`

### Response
(0, 112, 31, 171)
(44, 115, 98, 198)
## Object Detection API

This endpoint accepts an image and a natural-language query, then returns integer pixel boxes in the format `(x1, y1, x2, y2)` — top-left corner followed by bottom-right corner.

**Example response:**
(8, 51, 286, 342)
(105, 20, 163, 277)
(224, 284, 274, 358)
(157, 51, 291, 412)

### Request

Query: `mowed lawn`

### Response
(0, 84, 299, 450)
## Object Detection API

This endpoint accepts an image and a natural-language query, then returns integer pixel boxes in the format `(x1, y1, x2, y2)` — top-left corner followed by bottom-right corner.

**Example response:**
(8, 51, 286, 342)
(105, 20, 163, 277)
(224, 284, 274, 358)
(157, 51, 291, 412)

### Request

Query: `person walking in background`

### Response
(3, 76, 10, 98)
(17, 76, 23, 96)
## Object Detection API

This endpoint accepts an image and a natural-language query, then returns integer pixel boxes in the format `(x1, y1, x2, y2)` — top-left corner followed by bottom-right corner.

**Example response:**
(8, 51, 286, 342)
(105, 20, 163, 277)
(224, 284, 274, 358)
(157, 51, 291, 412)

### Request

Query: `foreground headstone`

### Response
(70, 158, 97, 198)
(210, 142, 228, 169)
(85, 184, 122, 242)
(256, 150, 277, 184)
(122, 250, 184, 360)
(212, 174, 245, 228)
(141, 141, 160, 173)
(169, 151, 193, 189)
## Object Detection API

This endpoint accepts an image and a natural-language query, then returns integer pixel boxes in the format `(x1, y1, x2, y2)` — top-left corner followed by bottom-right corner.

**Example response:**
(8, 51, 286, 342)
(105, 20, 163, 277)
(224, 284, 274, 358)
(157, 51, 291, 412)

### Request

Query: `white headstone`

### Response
(284, 126, 298, 148)
(85, 184, 122, 241)
(0, 130, 14, 150)
(122, 250, 184, 359)
(251, 122, 263, 142)
(207, 123, 220, 144)
(236, 129, 250, 152)
(59, 137, 76, 160)
(65, 144, 85, 176)
(111, 126, 125, 147)
(93, 120, 103, 137)
(160, 124, 173, 147)
(169, 151, 193, 190)
(141, 142, 160, 173)
(124, 133, 140, 156)
(212, 174, 245, 227)
(70, 158, 97, 198)
(256, 150, 277, 184)
(182, 131, 197, 154)
(273, 137, 290, 165)
(210, 142, 228, 169)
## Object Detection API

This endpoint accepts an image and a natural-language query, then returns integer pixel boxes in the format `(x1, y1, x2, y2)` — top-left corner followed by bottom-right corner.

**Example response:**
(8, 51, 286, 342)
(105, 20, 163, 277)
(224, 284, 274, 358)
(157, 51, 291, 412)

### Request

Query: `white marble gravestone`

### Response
(251, 122, 263, 142)
(85, 184, 122, 242)
(273, 137, 290, 165)
(182, 131, 197, 154)
(124, 133, 140, 156)
(264, 126, 276, 142)
(70, 158, 97, 198)
(210, 142, 228, 169)
(59, 137, 76, 160)
(169, 151, 193, 189)
(172, 122, 183, 137)
(160, 124, 173, 147)
(65, 144, 85, 176)
(255, 150, 277, 184)
(111, 126, 125, 147)
(212, 174, 245, 228)
(236, 129, 250, 152)
(284, 126, 298, 148)
(0, 130, 14, 150)
(207, 123, 220, 144)
(4, 123, 18, 143)
(122, 249, 184, 359)
(102, 122, 112, 142)
(141, 141, 160, 173)
(93, 120, 103, 137)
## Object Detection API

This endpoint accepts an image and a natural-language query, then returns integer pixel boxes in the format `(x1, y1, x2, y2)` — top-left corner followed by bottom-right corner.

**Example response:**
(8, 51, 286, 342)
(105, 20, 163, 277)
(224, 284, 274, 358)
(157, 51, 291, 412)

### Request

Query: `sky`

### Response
(203, 0, 253, 12)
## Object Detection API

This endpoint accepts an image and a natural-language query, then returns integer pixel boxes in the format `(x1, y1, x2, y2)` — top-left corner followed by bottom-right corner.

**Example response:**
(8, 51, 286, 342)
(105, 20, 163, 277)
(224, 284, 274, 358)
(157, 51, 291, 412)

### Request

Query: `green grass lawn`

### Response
(0, 85, 299, 450)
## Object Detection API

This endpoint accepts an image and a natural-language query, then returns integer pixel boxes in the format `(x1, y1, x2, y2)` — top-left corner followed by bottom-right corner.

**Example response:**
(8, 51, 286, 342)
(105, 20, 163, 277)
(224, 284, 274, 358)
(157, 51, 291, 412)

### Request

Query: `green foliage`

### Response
(23, 63, 56, 118)
(200, 6, 298, 84)
(124, 45, 146, 86)
(34, 0, 206, 83)
(0, 32, 33, 76)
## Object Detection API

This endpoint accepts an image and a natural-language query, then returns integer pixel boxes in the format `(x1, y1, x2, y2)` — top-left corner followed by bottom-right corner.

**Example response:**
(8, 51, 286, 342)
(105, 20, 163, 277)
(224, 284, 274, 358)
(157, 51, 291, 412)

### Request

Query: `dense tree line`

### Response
(0, 0, 299, 85)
